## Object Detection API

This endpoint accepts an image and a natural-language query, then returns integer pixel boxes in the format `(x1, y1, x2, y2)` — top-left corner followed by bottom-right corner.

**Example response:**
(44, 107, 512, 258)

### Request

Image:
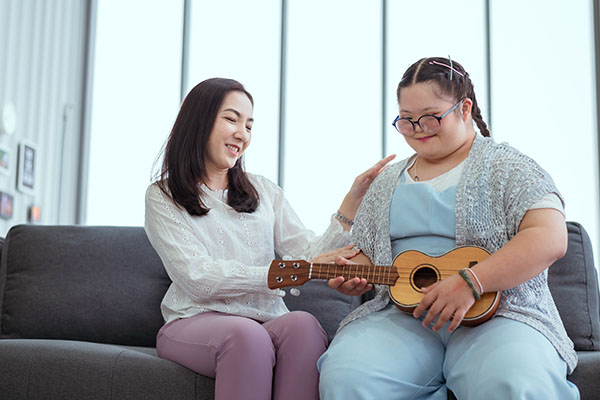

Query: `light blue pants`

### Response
(318, 305, 579, 400)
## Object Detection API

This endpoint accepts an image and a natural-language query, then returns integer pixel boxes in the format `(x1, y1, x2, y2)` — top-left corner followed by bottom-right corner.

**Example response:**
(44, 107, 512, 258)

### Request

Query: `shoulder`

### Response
(145, 181, 178, 210)
(471, 136, 546, 175)
(144, 182, 188, 224)
(358, 159, 408, 210)
(146, 182, 166, 201)
(382, 159, 408, 175)
(245, 172, 284, 201)
(475, 135, 531, 161)
(377, 159, 408, 181)
(367, 159, 409, 192)
(246, 172, 279, 191)
(467, 136, 561, 203)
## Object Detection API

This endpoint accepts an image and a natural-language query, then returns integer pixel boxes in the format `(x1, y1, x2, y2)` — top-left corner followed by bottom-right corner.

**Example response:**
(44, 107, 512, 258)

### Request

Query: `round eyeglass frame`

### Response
(392, 98, 465, 136)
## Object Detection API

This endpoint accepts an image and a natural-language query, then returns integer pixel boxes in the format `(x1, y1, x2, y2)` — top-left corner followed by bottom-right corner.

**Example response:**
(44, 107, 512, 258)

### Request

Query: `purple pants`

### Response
(156, 310, 328, 400)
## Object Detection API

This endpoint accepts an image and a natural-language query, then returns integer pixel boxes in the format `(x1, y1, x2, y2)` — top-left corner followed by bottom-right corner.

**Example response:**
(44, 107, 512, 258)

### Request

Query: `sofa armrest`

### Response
(548, 221, 600, 351)
(568, 351, 600, 397)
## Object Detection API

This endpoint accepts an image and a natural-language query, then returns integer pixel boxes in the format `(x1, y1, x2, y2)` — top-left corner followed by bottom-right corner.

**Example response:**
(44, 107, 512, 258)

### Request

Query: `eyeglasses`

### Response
(392, 98, 465, 136)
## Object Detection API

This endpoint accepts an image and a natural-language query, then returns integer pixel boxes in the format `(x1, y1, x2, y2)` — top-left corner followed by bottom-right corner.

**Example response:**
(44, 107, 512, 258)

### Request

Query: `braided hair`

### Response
(397, 57, 490, 137)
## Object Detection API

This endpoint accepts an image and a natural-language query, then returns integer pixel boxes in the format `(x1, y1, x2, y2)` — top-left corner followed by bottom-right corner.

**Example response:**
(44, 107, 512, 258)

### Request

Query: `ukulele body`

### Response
(388, 246, 500, 326)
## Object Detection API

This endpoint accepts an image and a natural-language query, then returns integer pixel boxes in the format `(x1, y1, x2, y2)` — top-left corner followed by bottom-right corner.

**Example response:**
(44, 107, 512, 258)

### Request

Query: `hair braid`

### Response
(470, 98, 490, 137)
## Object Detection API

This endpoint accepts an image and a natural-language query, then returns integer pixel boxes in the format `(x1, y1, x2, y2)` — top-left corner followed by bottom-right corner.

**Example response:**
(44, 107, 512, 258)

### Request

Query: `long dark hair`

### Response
(155, 78, 260, 216)
(397, 57, 490, 137)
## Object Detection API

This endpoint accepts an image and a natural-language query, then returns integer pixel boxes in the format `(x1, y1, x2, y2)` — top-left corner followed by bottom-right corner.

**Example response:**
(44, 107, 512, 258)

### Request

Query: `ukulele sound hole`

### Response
(413, 266, 438, 290)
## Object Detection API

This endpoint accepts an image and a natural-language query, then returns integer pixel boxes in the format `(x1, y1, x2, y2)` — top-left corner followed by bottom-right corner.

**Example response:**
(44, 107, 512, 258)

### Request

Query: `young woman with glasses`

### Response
(318, 57, 579, 399)
(144, 78, 394, 400)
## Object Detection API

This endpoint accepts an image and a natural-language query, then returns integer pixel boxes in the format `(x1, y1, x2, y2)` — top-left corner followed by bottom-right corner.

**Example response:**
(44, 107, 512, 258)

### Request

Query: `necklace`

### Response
(413, 157, 420, 181)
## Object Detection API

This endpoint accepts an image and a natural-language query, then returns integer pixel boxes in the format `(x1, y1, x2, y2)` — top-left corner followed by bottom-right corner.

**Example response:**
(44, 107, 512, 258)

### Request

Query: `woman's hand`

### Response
(337, 155, 396, 229)
(327, 253, 373, 296)
(309, 244, 360, 264)
(412, 275, 476, 332)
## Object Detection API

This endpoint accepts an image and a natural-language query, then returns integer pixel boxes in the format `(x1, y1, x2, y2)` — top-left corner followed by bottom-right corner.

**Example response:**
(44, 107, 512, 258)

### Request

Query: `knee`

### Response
(274, 311, 328, 348)
(222, 319, 275, 363)
(319, 358, 353, 384)
(319, 354, 364, 397)
(464, 368, 557, 399)
(467, 372, 520, 397)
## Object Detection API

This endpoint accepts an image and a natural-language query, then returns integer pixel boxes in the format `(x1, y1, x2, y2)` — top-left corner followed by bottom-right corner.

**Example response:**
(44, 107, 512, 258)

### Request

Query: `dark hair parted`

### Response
(397, 57, 490, 137)
(156, 78, 260, 216)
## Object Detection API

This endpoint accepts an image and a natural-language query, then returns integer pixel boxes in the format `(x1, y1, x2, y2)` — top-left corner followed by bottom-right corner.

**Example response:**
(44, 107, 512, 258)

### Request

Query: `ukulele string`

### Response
(281, 262, 484, 286)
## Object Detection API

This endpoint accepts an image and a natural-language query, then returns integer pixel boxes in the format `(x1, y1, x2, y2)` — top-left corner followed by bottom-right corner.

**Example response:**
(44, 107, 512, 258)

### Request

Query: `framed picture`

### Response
(28, 204, 41, 223)
(0, 191, 13, 219)
(0, 145, 10, 175)
(17, 141, 36, 195)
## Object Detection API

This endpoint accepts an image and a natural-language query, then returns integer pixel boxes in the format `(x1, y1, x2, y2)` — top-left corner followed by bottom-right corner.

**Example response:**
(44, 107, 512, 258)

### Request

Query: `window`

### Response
(490, 0, 598, 255)
(87, 0, 182, 225)
(284, 0, 382, 233)
(186, 0, 281, 183)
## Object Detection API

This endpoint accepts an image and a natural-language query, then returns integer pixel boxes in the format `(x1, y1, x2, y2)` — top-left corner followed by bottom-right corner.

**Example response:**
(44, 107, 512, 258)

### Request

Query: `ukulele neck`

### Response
(310, 263, 398, 286)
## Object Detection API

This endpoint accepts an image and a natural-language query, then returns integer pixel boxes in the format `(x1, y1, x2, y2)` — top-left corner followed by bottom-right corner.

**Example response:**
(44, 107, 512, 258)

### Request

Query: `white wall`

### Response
(0, 0, 87, 235)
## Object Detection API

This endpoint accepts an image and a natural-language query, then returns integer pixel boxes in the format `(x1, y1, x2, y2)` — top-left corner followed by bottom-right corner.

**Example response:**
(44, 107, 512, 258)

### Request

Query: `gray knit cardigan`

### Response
(341, 134, 577, 373)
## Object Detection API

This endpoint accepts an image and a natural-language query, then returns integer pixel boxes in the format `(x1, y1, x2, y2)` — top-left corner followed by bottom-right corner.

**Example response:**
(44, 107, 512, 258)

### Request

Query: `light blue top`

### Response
(389, 173, 457, 258)
(342, 135, 576, 373)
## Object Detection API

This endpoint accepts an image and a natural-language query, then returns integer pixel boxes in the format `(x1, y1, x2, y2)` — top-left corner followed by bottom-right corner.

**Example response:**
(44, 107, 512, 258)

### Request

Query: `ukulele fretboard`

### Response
(310, 263, 399, 285)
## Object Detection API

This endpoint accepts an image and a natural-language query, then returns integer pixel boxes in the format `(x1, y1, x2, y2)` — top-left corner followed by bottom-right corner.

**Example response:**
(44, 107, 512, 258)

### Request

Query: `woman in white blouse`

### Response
(144, 78, 393, 400)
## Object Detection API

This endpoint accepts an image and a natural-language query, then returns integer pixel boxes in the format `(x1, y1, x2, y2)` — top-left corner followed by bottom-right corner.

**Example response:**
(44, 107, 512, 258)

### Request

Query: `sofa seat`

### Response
(0, 338, 215, 399)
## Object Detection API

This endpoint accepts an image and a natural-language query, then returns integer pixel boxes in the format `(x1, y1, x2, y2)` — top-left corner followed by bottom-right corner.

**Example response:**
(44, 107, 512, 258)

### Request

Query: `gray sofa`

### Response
(0, 222, 598, 399)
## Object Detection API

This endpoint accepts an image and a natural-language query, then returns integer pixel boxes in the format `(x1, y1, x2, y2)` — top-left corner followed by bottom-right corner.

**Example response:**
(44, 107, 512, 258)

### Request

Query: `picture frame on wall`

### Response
(0, 191, 14, 219)
(17, 141, 36, 195)
(0, 145, 10, 175)
(28, 204, 41, 223)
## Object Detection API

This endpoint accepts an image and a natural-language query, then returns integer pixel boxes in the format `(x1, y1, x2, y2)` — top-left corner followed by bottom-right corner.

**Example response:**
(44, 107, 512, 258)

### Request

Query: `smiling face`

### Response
(204, 90, 254, 186)
(398, 82, 475, 163)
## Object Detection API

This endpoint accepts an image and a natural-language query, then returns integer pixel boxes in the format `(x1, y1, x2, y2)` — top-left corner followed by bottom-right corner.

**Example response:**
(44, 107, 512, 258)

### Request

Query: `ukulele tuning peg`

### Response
(290, 288, 301, 297)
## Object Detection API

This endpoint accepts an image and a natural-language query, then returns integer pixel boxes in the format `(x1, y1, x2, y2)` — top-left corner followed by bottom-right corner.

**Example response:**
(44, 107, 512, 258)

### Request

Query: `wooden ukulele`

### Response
(268, 246, 501, 326)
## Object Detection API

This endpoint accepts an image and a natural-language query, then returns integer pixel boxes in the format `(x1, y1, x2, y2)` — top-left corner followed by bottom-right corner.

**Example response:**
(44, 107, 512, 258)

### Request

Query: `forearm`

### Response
(306, 215, 353, 257)
(336, 193, 362, 231)
(471, 208, 567, 293)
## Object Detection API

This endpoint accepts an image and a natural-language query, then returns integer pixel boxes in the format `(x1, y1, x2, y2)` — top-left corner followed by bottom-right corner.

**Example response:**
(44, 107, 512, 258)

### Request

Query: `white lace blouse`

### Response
(144, 173, 351, 324)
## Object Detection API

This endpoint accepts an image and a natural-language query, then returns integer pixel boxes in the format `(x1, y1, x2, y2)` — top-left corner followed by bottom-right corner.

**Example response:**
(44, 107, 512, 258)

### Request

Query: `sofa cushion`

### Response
(283, 280, 361, 342)
(548, 221, 600, 351)
(0, 225, 170, 347)
(0, 339, 214, 400)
